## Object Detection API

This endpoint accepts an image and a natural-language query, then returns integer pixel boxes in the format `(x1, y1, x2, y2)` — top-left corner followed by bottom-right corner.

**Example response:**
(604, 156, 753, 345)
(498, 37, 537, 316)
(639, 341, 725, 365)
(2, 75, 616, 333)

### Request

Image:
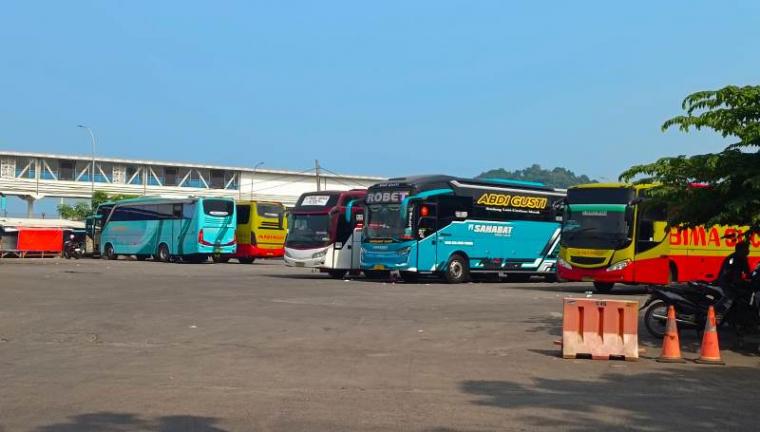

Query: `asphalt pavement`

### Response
(1, 258, 758, 431)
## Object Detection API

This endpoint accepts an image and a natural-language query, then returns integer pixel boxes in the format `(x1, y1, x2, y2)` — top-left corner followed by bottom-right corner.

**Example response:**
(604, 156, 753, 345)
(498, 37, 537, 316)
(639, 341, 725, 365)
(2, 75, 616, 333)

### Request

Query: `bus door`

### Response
(334, 209, 363, 269)
(415, 202, 438, 272)
(634, 203, 670, 284)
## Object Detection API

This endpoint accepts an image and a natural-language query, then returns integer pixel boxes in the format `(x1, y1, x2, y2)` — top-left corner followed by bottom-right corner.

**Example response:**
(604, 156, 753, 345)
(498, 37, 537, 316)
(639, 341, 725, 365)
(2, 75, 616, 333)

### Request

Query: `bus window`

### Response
(257, 203, 283, 219)
(336, 214, 354, 244)
(203, 199, 233, 217)
(172, 203, 183, 219)
(236, 204, 251, 225)
(437, 196, 472, 230)
(183, 202, 196, 219)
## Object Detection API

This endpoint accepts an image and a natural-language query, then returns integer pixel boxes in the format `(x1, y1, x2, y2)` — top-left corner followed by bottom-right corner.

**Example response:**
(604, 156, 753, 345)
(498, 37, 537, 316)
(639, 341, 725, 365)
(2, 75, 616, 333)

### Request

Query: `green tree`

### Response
(477, 164, 596, 189)
(57, 191, 138, 221)
(620, 85, 760, 232)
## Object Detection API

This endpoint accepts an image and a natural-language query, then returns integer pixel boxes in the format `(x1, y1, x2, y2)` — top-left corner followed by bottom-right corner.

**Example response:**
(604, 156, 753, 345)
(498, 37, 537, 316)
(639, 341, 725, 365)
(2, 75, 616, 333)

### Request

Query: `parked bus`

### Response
(557, 183, 760, 292)
(213, 201, 287, 263)
(284, 189, 367, 278)
(92, 196, 236, 262)
(360, 176, 565, 283)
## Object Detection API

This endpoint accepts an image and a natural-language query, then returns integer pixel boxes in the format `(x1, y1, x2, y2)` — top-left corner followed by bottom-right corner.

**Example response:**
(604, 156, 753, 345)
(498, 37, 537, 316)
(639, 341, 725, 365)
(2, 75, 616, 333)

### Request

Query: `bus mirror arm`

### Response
(628, 197, 644, 206)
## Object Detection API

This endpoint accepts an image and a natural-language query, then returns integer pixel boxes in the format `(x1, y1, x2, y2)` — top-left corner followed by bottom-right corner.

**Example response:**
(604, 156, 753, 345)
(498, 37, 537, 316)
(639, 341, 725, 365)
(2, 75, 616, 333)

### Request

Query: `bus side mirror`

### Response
(629, 197, 644, 206)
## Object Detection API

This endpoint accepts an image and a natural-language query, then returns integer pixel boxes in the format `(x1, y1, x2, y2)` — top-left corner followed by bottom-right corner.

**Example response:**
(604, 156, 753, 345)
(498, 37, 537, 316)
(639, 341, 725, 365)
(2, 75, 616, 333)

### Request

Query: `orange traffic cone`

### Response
(695, 305, 725, 365)
(657, 305, 685, 363)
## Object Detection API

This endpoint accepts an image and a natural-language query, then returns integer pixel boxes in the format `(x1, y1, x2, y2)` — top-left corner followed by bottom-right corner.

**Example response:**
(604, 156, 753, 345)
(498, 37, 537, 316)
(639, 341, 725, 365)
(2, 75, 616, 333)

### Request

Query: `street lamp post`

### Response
(249, 162, 264, 201)
(77, 125, 96, 200)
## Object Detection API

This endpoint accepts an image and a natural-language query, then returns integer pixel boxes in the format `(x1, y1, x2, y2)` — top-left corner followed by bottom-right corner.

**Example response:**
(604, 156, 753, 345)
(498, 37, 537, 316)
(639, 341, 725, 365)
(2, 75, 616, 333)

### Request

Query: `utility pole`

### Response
(315, 159, 321, 191)
(77, 125, 96, 202)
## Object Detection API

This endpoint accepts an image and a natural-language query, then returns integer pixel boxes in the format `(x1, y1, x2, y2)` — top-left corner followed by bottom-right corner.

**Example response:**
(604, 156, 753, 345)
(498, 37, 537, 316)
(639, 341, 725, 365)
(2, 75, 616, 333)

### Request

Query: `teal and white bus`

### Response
(361, 175, 566, 283)
(92, 197, 237, 262)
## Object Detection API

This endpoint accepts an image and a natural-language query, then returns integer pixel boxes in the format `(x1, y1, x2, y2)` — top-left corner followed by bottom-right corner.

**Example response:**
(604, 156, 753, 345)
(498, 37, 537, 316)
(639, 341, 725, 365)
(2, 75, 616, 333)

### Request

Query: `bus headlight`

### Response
(557, 258, 572, 270)
(397, 247, 411, 256)
(312, 250, 327, 259)
(606, 259, 631, 272)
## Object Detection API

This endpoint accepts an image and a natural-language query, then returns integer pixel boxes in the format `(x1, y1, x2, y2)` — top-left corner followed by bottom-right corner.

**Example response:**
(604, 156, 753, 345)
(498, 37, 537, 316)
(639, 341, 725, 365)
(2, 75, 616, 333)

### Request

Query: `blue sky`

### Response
(1, 1, 759, 186)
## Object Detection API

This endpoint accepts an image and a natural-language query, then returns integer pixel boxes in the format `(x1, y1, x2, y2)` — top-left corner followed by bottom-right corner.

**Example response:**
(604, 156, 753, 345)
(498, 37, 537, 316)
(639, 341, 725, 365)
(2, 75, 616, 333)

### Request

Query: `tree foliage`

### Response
(57, 191, 137, 221)
(620, 85, 760, 232)
(477, 164, 596, 188)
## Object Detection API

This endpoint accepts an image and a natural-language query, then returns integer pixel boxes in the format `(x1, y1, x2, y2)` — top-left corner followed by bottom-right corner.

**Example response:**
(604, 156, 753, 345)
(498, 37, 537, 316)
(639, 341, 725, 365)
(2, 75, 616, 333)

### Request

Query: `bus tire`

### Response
(593, 282, 614, 293)
(328, 270, 346, 279)
(104, 243, 117, 260)
(444, 254, 470, 284)
(157, 243, 171, 263)
(238, 257, 255, 264)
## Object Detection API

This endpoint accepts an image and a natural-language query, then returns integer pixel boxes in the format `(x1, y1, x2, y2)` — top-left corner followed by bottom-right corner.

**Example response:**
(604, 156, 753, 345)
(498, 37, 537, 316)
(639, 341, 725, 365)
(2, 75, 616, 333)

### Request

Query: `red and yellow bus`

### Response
(557, 183, 760, 292)
(213, 201, 287, 263)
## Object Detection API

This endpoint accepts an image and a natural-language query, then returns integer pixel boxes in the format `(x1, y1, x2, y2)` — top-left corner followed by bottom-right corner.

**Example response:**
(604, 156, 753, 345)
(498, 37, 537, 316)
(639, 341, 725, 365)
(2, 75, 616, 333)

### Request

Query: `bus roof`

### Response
(569, 182, 656, 191)
(98, 196, 234, 207)
(373, 175, 563, 194)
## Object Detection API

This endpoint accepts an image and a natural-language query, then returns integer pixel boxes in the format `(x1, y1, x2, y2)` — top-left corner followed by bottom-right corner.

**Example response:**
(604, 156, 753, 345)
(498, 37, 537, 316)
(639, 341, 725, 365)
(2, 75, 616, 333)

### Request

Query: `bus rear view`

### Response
(284, 190, 366, 278)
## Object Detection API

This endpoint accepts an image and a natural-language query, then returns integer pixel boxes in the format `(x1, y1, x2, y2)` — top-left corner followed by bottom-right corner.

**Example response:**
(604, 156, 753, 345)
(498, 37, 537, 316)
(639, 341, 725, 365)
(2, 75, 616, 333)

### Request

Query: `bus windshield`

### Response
(203, 199, 234, 217)
(561, 204, 632, 249)
(257, 203, 283, 219)
(286, 214, 331, 248)
(365, 204, 412, 242)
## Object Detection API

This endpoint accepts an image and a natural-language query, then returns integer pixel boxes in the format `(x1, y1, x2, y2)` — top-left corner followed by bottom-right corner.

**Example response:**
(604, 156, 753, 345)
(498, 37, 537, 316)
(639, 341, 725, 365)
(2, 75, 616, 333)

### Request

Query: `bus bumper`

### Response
(360, 246, 414, 271)
(236, 244, 284, 259)
(557, 263, 634, 283)
(284, 247, 329, 268)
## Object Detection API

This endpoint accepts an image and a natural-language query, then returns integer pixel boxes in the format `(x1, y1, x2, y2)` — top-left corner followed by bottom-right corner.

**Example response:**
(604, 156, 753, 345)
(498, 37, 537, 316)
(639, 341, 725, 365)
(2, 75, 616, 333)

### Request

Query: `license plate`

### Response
(373, 264, 385, 270)
(295, 262, 305, 267)
(582, 276, 593, 282)
(214, 248, 222, 254)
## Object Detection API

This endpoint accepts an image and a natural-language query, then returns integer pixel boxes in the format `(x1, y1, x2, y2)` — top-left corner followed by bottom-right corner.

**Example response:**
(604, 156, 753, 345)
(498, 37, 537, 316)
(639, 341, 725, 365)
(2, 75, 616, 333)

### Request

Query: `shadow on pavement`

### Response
(33, 412, 228, 432)
(460, 366, 759, 431)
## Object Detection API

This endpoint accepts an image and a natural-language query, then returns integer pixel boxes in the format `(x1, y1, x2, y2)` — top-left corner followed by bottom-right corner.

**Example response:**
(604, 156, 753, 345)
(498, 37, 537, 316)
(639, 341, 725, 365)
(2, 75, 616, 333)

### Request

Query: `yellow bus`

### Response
(213, 201, 287, 263)
(557, 183, 760, 292)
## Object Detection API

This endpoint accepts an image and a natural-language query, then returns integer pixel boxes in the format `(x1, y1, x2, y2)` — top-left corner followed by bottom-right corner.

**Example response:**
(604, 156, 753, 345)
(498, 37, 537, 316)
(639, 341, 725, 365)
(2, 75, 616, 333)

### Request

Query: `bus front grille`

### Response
(570, 256, 606, 266)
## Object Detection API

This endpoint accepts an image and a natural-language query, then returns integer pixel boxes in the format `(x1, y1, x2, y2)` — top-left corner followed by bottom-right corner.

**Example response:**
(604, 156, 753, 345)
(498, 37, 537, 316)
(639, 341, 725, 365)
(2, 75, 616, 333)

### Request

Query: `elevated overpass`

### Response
(0, 151, 384, 216)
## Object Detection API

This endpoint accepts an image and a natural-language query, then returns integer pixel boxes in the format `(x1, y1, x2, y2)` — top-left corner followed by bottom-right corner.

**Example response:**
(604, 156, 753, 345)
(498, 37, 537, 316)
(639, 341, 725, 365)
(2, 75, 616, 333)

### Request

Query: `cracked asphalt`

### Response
(1, 258, 759, 431)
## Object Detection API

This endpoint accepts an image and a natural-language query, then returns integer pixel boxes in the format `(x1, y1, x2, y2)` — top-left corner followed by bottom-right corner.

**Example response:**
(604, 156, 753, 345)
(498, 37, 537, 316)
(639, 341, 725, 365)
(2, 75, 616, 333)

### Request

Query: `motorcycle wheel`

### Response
(644, 300, 669, 339)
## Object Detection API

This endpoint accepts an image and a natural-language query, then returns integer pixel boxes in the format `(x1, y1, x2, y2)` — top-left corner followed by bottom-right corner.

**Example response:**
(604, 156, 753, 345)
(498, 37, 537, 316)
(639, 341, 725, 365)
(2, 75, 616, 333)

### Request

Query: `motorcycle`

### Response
(642, 264, 760, 340)
(63, 235, 84, 259)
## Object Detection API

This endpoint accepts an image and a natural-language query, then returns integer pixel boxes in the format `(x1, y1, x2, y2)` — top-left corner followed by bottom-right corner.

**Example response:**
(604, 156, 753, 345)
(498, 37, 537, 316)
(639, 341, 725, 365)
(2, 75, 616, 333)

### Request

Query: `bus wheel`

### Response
(444, 254, 470, 284)
(593, 282, 614, 293)
(104, 243, 117, 260)
(238, 257, 255, 264)
(212, 254, 230, 264)
(328, 270, 346, 279)
(157, 243, 171, 263)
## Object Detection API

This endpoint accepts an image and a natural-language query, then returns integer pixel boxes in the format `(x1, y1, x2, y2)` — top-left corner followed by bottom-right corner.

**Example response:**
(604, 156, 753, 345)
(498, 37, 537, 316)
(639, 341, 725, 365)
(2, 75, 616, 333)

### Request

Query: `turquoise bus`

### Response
(92, 196, 237, 262)
(361, 175, 566, 283)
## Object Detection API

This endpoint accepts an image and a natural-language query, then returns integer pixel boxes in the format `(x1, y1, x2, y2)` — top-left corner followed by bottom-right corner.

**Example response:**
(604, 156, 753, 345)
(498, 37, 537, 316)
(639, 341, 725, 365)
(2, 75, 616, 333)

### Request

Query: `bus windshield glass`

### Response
(286, 214, 331, 248)
(365, 204, 413, 242)
(257, 203, 284, 219)
(203, 199, 234, 217)
(561, 204, 632, 249)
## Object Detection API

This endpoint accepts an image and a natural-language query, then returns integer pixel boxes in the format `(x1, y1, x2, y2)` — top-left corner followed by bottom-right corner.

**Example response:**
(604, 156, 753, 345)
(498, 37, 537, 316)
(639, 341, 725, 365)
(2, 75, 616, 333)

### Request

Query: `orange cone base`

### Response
(695, 357, 725, 365)
(657, 357, 686, 364)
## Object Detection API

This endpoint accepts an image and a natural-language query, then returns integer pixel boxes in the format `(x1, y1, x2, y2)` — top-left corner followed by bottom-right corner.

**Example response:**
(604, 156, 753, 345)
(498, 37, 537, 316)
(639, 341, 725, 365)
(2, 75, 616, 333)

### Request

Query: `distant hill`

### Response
(476, 164, 596, 189)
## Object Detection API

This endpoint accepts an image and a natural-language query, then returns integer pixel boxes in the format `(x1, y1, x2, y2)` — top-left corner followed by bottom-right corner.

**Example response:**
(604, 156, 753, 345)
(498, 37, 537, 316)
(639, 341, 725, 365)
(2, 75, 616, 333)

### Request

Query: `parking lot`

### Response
(1, 259, 759, 431)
